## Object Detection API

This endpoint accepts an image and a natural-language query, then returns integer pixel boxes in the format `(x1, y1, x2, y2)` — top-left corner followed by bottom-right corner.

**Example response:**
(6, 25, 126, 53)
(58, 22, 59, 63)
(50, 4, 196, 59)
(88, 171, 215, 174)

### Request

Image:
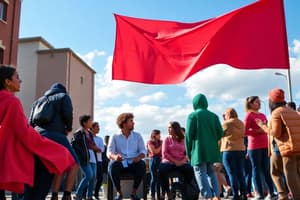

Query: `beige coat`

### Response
(220, 118, 246, 152)
(270, 106, 300, 156)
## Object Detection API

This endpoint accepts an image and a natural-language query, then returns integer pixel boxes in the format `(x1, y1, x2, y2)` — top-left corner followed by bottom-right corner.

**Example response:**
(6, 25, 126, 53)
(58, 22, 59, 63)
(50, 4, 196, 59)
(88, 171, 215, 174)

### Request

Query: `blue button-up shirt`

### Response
(107, 131, 146, 162)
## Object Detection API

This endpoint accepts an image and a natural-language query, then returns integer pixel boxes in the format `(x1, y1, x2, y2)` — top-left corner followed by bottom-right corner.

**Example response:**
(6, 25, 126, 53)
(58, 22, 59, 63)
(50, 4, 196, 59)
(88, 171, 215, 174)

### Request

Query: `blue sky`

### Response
(19, 0, 300, 140)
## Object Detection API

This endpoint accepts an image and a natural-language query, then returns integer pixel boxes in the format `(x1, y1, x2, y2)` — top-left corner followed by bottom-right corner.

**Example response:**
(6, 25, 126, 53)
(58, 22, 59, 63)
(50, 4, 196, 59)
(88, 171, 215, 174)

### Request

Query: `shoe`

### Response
(114, 194, 123, 200)
(51, 194, 59, 200)
(93, 195, 100, 200)
(167, 192, 176, 200)
(224, 188, 232, 198)
(62, 194, 73, 200)
(130, 194, 140, 200)
(74, 195, 83, 200)
(247, 193, 254, 198)
(266, 193, 278, 200)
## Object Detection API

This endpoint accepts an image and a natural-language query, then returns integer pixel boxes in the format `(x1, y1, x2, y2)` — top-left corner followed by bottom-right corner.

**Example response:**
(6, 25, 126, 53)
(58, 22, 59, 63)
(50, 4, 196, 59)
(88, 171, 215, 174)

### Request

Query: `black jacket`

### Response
(29, 83, 73, 133)
(72, 129, 90, 165)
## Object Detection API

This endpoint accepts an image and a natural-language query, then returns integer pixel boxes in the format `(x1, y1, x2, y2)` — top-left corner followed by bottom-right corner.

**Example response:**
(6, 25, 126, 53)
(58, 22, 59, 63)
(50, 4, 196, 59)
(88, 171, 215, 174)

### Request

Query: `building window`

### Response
(80, 76, 84, 84)
(0, 48, 3, 64)
(0, 1, 8, 22)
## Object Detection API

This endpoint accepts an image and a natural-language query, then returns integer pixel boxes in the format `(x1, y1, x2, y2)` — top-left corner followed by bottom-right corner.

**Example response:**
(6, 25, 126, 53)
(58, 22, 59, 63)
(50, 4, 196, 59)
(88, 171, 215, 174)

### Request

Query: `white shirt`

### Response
(94, 135, 105, 162)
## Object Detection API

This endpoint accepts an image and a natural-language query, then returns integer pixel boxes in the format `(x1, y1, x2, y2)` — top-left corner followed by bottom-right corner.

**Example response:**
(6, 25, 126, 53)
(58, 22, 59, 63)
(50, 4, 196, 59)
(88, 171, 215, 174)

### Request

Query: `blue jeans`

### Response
(149, 157, 161, 197)
(193, 163, 219, 198)
(223, 151, 246, 199)
(248, 148, 274, 197)
(244, 155, 253, 194)
(76, 163, 96, 198)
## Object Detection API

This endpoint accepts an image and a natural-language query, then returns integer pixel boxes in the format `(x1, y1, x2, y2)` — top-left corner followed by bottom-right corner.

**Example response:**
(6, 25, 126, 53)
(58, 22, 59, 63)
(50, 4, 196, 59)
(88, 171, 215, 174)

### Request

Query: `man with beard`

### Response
(107, 113, 146, 200)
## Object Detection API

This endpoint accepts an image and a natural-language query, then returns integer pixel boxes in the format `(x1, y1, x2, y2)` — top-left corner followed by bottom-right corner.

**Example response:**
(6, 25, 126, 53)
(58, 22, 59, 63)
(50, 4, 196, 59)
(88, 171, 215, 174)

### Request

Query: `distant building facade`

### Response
(17, 37, 96, 130)
(0, 0, 21, 65)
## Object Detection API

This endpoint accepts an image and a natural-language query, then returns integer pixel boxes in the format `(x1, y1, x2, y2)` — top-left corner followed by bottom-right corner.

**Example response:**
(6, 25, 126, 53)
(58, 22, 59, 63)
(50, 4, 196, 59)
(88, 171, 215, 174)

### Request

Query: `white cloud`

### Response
(76, 49, 106, 66)
(139, 92, 167, 103)
(94, 103, 192, 141)
(292, 40, 300, 55)
(94, 56, 152, 104)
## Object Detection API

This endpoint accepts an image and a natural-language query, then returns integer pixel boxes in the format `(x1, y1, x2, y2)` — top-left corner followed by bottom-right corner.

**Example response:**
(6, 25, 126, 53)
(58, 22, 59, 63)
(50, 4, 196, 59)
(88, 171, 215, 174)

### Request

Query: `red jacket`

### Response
(0, 90, 75, 193)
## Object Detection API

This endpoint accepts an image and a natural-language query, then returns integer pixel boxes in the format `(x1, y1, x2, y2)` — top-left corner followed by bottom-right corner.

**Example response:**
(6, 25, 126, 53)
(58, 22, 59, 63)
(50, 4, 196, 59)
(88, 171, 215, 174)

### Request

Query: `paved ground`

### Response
(1, 192, 258, 200)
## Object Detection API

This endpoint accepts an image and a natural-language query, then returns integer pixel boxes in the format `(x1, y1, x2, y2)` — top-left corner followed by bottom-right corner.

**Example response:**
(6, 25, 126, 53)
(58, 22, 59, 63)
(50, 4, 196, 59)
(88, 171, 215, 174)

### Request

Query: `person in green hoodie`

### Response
(185, 93, 223, 200)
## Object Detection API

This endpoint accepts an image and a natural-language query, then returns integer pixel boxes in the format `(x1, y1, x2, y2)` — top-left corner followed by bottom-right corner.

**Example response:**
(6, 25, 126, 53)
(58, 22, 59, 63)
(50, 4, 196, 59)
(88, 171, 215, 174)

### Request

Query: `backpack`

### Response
(32, 95, 54, 126)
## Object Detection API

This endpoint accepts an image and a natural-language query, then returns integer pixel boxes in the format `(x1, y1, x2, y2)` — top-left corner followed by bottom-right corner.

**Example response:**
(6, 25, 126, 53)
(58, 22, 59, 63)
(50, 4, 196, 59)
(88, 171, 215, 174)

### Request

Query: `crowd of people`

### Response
(1, 64, 300, 200)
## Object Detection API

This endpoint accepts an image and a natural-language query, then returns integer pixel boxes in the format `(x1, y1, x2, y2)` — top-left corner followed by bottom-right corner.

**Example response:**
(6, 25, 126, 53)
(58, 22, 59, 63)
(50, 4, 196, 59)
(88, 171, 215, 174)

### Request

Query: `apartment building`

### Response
(0, 0, 21, 65)
(17, 37, 96, 130)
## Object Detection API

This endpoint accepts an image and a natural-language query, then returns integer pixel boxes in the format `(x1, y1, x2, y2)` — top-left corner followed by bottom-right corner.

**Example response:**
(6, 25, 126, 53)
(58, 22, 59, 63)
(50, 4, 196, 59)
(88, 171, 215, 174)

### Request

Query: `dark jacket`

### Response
(71, 129, 90, 166)
(29, 83, 73, 133)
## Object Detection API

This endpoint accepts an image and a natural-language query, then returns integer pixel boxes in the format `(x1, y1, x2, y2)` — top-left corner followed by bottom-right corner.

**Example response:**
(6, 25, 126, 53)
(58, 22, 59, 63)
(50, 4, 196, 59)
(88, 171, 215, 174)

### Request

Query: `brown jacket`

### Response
(220, 118, 245, 152)
(270, 106, 300, 156)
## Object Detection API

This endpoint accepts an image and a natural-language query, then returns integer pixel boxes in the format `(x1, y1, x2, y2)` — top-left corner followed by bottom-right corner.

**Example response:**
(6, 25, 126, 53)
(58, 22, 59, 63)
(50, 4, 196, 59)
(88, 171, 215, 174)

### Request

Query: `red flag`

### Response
(112, 0, 289, 84)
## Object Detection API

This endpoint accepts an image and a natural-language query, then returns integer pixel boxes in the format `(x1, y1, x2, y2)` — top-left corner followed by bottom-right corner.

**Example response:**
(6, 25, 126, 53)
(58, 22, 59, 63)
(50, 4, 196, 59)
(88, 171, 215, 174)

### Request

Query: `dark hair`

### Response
(150, 129, 161, 141)
(104, 135, 110, 145)
(269, 100, 286, 113)
(79, 115, 91, 126)
(287, 101, 296, 110)
(170, 121, 184, 142)
(92, 122, 99, 128)
(116, 112, 134, 129)
(0, 65, 16, 90)
(245, 96, 259, 111)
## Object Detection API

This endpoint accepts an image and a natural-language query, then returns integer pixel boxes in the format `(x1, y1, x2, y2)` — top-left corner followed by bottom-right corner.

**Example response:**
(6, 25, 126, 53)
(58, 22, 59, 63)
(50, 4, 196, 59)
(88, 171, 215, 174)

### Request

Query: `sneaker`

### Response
(224, 188, 232, 198)
(266, 193, 278, 200)
(130, 194, 140, 200)
(114, 194, 123, 200)
(62, 194, 73, 200)
(247, 193, 254, 198)
(51, 194, 59, 200)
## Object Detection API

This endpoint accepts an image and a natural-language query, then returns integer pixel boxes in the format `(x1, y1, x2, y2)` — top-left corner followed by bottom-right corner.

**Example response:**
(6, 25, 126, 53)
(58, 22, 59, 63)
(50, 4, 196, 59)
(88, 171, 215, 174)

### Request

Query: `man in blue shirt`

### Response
(107, 113, 146, 200)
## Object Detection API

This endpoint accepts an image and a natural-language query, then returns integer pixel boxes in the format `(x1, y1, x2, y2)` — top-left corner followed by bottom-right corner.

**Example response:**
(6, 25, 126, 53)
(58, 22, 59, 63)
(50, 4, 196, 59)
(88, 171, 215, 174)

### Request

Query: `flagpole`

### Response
(281, 0, 292, 102)
(287, 69, 292, 102)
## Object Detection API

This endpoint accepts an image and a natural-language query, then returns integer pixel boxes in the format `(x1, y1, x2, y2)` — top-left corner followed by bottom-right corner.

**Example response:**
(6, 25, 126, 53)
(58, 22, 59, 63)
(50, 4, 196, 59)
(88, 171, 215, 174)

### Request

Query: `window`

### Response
(0, 48, 3, 64)
(0, 1, 8, 22)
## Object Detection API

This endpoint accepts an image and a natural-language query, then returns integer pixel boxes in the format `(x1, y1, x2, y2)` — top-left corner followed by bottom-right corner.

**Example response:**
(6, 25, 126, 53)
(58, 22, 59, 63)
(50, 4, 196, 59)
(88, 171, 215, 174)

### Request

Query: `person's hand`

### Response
(115, 154, 123, 162)
(255, 118, 264, 128)
(132, 156, 141, 163)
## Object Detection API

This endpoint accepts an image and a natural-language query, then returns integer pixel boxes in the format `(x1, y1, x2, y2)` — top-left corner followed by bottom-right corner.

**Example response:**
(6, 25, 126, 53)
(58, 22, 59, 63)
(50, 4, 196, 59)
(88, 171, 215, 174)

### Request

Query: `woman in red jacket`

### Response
(0, 65, 75, 199)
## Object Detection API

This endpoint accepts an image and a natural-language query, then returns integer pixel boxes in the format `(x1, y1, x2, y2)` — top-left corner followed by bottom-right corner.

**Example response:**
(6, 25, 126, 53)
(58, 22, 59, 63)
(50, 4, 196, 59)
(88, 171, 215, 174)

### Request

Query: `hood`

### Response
(192, 93, 208, 110)
(44, 83, 67, 96)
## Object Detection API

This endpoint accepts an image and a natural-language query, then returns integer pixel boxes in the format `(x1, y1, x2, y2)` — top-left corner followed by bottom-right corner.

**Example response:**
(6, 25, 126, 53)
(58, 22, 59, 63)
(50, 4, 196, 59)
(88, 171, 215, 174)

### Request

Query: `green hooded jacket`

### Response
(185, 93, 223, 166)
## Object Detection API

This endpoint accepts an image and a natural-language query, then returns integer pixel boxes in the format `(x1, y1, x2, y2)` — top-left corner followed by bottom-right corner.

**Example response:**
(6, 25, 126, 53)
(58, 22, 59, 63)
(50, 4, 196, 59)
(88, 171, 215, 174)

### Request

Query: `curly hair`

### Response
(116, 112, 134, 129)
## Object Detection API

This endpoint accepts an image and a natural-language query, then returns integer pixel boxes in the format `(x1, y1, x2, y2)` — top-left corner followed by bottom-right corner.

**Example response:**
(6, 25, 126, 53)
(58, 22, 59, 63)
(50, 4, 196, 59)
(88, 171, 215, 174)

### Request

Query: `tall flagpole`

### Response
(281, 0, 292, 102)
(287, 69, 292, 102)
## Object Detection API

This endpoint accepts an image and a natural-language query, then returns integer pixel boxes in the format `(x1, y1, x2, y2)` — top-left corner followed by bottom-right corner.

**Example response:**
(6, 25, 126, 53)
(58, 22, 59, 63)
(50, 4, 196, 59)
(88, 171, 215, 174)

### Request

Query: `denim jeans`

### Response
(193, 163, 219, 198)
(223, 151, 246, 199)
(149, 156, 161, 197)
(76, 162, 96, 198)
(248, 148, 274, 198)
(244, 155, 253, 194)
(94, 161, 103, 197)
